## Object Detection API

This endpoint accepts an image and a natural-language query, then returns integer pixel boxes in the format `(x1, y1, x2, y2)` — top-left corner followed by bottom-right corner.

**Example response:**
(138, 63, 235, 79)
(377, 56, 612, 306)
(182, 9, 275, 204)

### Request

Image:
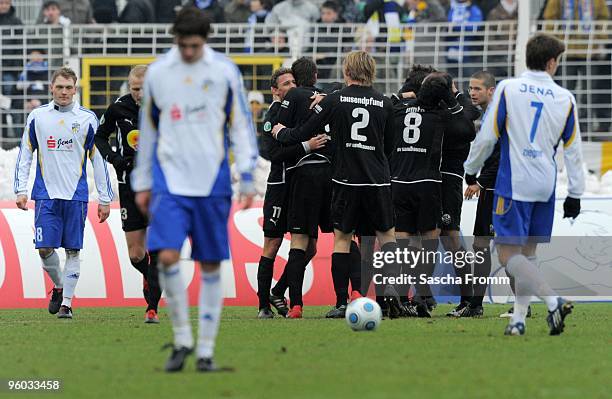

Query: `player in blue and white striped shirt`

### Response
(464, 34, 585, 336)
(14, 67, 113, 319)
(131, 7, 258, 372)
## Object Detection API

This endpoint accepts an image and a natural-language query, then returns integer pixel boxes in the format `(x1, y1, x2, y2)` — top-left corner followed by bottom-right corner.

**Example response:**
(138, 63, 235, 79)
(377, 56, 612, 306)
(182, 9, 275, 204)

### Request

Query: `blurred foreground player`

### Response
(464, 34, 584, 336)
(132, 7, 257, 371)
(14, 67, 113, 319)
(95, 65, 162, 323)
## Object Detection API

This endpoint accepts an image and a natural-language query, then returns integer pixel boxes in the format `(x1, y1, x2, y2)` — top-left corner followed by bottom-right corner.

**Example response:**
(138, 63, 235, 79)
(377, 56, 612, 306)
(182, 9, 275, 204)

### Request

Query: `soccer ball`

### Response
(345, 297, 382, 331)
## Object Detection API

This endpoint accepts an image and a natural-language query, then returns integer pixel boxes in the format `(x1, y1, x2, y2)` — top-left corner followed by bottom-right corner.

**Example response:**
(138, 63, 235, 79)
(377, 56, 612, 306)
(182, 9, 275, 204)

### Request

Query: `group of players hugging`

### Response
(256, 35, 581, 337)
(256, 55, 490, 320)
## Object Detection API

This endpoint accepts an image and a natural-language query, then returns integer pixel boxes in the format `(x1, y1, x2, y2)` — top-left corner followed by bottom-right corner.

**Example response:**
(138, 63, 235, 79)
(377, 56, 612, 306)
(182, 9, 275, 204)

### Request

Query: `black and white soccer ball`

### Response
(345, 297, 382, 331)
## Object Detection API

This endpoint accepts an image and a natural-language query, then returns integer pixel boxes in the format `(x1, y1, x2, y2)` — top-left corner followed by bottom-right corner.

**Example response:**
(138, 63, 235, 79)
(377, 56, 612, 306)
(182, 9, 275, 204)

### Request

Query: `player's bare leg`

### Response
(158, 249, 193, 371)
(498, 243, 572, 336)
(126, 229, 161, 323)
(39, 247, 63, 314)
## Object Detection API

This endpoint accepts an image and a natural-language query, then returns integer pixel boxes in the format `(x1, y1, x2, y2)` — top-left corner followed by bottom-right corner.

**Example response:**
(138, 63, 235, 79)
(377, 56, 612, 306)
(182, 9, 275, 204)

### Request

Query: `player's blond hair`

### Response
(128, 65, 147, 80)
(342, 51, 376, 86)
(51, 67, 78, 85)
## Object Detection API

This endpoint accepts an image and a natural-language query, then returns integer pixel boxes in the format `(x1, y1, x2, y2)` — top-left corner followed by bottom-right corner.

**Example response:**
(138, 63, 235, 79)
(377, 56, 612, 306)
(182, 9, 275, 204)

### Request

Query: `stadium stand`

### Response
(0, 0, 610, 150)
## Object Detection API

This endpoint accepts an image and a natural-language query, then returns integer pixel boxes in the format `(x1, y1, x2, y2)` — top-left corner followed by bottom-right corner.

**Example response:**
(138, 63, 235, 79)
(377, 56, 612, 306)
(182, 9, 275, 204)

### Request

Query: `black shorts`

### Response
(332, 183, 394, 234)
(392, 182, 441, 234)
(440, 173, 463, 231)
(262, 183, 289, 238)
(473, 188, 495, 237)
(287, 164, 333, 238)
(118, 182, 148, 232)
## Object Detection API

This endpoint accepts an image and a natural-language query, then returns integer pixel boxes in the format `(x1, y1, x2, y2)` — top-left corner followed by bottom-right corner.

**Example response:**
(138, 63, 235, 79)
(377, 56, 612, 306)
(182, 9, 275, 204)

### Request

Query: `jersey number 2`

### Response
(529, 101, 544, 143)
(350, 108, 369, 142)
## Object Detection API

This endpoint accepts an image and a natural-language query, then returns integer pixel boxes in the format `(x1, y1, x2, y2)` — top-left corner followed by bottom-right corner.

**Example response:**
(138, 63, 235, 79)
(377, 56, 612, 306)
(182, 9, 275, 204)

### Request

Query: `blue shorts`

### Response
(147, 193, 231, 262)
(34, 199, 88, 250)
(492, 194, 555, 245)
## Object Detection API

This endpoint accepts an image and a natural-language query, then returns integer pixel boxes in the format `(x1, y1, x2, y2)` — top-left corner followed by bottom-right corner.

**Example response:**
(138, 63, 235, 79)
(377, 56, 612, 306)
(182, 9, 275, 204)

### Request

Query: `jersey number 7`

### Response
(529, 101, 544, 143)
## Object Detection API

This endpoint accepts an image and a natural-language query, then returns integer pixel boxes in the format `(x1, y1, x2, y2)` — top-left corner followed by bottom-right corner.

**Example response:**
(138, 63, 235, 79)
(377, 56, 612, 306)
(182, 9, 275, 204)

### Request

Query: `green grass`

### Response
(0, 304, 610, 399)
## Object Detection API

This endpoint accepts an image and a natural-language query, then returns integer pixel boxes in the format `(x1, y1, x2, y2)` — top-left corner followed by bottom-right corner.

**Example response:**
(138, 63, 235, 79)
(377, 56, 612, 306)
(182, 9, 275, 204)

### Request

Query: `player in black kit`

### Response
(272, 57, 336, 319)
(256, 67, 327, 318)
(439, 75, 480, 317)
(94, 66, 161, 323)
(273, 51, 400, 316)
(391, 71, 476, 317)
(463, 70, 530, 319)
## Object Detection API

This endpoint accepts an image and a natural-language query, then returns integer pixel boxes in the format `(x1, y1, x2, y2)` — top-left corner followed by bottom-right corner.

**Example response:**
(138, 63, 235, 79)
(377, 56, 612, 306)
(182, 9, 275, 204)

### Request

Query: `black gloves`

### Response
(465, 174, 477, 186)
(109, 154, 132, 174)
(563, 196, 581, 219)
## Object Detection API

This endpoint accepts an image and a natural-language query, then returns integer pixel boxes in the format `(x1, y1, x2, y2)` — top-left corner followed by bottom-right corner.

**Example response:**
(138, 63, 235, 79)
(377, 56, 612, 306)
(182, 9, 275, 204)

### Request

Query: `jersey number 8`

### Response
(403, 112, 422, 144)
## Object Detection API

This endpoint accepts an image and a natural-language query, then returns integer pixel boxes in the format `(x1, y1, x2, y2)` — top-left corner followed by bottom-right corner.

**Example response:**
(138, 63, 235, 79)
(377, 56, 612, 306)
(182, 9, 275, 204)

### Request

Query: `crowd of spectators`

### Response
(1, 0, 611, 144)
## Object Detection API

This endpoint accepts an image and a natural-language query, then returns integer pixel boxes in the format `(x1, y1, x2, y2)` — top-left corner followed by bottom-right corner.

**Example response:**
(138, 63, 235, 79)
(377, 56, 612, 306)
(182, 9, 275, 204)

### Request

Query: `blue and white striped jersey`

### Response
(14, 101, 114, 204)
(131, 45, 258, 197)
(464, 70, 585, 202)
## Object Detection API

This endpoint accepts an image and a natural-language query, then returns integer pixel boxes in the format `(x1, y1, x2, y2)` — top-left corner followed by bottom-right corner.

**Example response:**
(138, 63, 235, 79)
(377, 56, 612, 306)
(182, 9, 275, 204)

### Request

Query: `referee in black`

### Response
(94, 65, 161, 323)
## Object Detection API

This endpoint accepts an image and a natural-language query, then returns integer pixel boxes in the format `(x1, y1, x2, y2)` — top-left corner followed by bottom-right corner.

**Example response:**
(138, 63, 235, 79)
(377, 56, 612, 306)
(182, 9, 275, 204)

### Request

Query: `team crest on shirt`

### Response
(201, 79, 213, 92)
(71, 122, 80, 135)
(264, 121, 272, 132)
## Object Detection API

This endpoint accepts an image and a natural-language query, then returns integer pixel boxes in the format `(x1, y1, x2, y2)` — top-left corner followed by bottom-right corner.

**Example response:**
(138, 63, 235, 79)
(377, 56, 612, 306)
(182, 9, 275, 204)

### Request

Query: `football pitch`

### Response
(1, 304, 610, 399)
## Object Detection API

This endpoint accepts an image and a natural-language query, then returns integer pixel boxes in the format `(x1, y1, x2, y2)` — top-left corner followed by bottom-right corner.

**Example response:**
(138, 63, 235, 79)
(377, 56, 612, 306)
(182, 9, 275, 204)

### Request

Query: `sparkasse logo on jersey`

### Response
(46, 136, 74, 151)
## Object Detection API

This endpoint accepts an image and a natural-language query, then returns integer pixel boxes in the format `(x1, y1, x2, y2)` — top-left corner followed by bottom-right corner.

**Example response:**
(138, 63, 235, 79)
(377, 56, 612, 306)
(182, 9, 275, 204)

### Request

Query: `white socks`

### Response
(197, 269, 223, 359)
(158, 262, 223, 357)
(61, 250, 80, 307)
(158, 262, 193, 349)
(41, 250, 62, 289)
(506, 254, 559, 325)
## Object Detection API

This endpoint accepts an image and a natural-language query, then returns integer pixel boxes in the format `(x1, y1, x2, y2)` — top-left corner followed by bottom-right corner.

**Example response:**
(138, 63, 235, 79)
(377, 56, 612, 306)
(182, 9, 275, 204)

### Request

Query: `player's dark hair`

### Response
(399, 64, 437, 95)
(171, 6, 211, 39)
(321, 1, 340, 13)
(418, 72, 450, 109)
(43, 0, 60, 10)
(270, 67, 293, 89)
(471, 70, 496, 88)
(291, 57, 317, 87)
(51, 67, 77, 85)
(526, 34, 565, 71)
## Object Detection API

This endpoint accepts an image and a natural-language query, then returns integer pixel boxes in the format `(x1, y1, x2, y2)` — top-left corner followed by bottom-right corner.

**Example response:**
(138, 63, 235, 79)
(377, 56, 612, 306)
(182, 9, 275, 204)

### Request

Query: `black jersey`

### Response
(440, 92, 479, 176)
(94, 94, 139, 182)
(277, 86, 332, 165)
(276, 84, 394, 186)
(260, 101, 307, 184)
(391, 98, 477, 183)
(390, 99, 444, 183)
